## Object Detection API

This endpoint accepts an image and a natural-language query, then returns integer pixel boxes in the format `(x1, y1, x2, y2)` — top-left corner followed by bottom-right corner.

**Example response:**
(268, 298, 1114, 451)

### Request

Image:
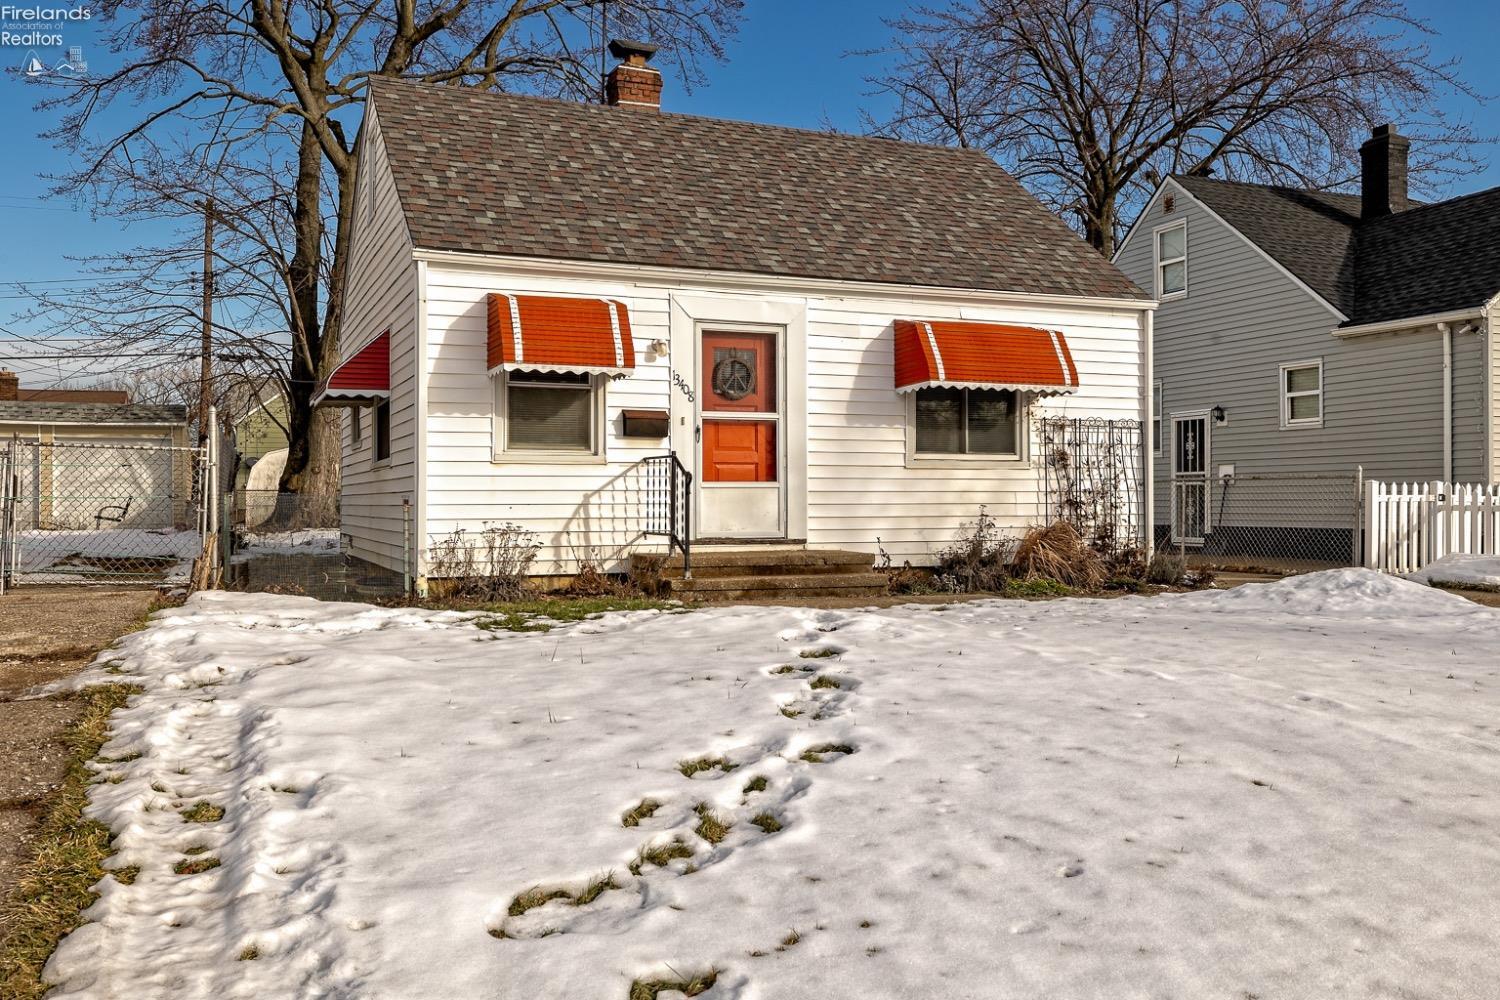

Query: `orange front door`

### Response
(702, 420, 776, 482)
(701, 331, 778, 484)
(699, 330, 783, 537)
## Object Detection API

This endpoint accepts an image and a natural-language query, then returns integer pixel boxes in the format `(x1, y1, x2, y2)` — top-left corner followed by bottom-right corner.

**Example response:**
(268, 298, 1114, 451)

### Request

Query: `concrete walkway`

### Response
(0, 587, 159, 938)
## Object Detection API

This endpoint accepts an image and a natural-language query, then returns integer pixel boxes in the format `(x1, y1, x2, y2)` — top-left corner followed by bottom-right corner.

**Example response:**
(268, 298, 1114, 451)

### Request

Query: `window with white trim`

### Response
(913, 387, 1021, 457)
(494, 370, 602, 457)
(1280, 360, 1323, 428)
(1152, 379, 1163, 455)
(1155, 222, 1187, 298)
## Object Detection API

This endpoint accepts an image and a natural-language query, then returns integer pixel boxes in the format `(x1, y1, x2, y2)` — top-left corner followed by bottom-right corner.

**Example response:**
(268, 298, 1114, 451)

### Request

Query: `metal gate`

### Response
(0, 435, 213, 588)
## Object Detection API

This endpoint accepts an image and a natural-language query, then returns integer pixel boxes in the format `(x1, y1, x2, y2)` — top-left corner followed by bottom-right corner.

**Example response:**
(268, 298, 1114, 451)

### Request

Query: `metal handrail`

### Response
(643, 452, 692, 578)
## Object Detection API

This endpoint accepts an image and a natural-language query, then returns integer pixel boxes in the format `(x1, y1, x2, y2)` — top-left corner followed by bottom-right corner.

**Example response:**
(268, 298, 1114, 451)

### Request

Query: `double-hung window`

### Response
(912, 387, 1022, 459)
(496, 370, 601, 458)
(1155, 222, 1187, 299)
(1280, 360, 1323, 428)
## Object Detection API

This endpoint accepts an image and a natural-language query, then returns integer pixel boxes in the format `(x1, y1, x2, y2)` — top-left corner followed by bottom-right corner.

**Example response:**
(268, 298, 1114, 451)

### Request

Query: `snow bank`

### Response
(1407, 553, 1500, 590)
(48, 583, 1500, 1000)
(1188, 567, 1480, 616)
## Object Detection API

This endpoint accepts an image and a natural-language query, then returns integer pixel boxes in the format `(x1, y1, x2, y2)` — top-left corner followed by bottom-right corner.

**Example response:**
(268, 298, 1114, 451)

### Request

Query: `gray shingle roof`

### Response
(1173, 174, 1500, 326)
(368, 78, 1145, 301)
(1352, 186, 1500, 325)
(0, 401, 187, 424)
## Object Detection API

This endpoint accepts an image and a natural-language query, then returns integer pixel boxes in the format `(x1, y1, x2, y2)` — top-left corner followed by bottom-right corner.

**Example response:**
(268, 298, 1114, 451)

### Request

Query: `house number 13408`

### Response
(671, 371, 695, 403)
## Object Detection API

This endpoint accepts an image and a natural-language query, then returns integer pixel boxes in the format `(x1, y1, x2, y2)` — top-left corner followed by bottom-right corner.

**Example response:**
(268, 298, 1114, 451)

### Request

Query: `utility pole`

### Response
(199, 198, 214, 446)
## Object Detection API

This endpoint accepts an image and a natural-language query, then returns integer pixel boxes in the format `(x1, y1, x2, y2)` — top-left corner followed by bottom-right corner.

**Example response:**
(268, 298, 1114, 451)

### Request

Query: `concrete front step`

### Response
(668, 571, 890, 602)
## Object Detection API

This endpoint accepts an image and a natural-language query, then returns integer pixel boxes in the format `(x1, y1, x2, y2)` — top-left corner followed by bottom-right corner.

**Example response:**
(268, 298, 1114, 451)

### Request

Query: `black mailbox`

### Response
(621, 409, 670, 438)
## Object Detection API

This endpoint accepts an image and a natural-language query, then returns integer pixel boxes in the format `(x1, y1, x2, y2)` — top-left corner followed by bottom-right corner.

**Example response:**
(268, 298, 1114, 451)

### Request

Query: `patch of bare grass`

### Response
(798, 648, 838, 659)
(808, 675, 841, 690)
(742, 775, 768, 794)
(800, 743, 856, 764)
(620, 798, 662, 828)
(0, 683, 138, 1000)
(693, 804, 731, 845)
(173, 856, 221, 876)
(629, 838, 695, 875)
(508, 886, 571, 917)
(180, 801, 225, 823)
(750, 811, 783, 834)
(628, 969, 719, 999)
(677, 755, 738, 778)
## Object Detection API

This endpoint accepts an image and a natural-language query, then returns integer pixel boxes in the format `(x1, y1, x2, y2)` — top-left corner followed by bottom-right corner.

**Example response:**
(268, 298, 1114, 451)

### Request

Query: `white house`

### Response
(316, 41, 1155, 593)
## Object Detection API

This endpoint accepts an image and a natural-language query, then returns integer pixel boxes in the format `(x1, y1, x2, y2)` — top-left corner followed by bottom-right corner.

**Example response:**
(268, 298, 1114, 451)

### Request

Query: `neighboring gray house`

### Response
(1115, 126, 1500, 562)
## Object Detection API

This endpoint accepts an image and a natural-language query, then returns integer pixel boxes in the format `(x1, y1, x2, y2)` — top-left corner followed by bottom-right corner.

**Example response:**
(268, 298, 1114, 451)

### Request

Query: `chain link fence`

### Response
(1, 437, 207, 586)
(224, 489, 408, 600)
(1165, 472, 1361, 573)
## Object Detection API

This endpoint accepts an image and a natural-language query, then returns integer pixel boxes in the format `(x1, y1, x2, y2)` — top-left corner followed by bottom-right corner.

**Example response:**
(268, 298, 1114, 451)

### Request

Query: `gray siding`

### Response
(1116, 182, 1492, 534)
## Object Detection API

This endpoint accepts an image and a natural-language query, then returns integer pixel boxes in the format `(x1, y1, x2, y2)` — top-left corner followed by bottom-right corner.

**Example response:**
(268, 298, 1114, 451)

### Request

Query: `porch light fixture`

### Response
(1211, 405, 1226, 425)
(648, 339, 670, 359)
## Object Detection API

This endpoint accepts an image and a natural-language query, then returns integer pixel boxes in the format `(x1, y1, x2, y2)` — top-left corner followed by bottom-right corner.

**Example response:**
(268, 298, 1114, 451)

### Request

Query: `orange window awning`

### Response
(487, 294, 636, 377)
(893, 320, 1079, 395)
(312, 330, 390, 407)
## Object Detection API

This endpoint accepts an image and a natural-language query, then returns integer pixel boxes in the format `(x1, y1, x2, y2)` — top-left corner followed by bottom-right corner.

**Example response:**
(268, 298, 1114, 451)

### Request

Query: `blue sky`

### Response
(2, 0, 1499, 383)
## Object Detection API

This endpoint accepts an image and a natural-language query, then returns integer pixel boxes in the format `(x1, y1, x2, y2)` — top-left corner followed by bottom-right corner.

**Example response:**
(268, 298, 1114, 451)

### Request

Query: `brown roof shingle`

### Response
(367, 78, 1144, 301)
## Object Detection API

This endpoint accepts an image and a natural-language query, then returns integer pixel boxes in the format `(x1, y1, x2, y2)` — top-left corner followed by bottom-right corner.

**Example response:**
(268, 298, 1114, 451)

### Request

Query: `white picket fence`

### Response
(1364, 480, 1500, 574)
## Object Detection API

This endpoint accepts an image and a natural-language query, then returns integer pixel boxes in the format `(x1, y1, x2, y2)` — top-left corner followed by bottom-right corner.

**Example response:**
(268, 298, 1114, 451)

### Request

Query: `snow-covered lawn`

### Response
(48, 572, 1500, 999)
(1408, 552, 1500, 590)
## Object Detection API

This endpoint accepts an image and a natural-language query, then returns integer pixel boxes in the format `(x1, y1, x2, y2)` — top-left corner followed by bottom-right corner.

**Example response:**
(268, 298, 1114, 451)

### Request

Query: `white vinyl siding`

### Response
(418, 262, 1143, 576)
(337, 105, 420, 573)
(1280, 360, 1323, 428)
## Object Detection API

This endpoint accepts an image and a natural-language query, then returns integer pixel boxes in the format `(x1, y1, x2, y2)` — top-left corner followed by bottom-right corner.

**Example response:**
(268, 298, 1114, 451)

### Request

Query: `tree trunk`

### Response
(274, 121, 338, 525)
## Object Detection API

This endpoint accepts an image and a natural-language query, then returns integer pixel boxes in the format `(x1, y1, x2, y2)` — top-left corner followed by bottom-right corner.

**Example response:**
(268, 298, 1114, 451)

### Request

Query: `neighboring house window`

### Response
(495, 371, 601, 457)
(1280, 360, 1323, 428)
(1155, 222, 1187, 299)
(1152, 380, 1163, 455)
(374, 398, 391, 460)
(912, 387, 1021, 458)
(350, 406, 363, 447)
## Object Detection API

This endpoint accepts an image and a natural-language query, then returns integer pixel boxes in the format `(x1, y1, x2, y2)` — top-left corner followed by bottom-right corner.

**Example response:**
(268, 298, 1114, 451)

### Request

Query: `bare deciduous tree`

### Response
(867, 0, 1486, 255)
(34, 0, 741, 507)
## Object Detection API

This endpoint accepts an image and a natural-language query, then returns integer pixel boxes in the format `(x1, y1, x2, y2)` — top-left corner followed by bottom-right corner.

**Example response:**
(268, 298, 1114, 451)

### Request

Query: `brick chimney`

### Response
(605, 38, 662, 110)
(1360, 124, 1411, 219)
(0, 370, 18, 401)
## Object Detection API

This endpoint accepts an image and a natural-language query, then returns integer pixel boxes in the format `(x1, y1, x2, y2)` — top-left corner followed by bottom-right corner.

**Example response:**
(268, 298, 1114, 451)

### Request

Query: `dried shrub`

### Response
(627, 553, 670, 598)
(428, 523, 540, 601)
(1011, 522, 1105, 591)
(1144, 551, 1188, 586)
(932, 507, 1012, 593)
(876, 538, 933, 595)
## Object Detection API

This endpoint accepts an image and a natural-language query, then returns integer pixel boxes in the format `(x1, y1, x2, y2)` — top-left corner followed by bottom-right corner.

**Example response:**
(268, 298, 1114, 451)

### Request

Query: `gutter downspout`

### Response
(1142, 308, 1155, 556)
(1438, 322, 1453, 482)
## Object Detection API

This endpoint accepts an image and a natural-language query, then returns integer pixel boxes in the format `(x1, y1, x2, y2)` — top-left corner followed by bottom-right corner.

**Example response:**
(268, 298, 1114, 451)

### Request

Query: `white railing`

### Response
(1364, 480, 1500, 574)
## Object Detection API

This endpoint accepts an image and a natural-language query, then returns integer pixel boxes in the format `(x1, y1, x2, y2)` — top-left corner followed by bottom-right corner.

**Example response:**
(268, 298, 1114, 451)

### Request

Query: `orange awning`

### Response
(487, 294, 636, 377)
(893, 320, 1079, 394)
(312, 330, 390, 407)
